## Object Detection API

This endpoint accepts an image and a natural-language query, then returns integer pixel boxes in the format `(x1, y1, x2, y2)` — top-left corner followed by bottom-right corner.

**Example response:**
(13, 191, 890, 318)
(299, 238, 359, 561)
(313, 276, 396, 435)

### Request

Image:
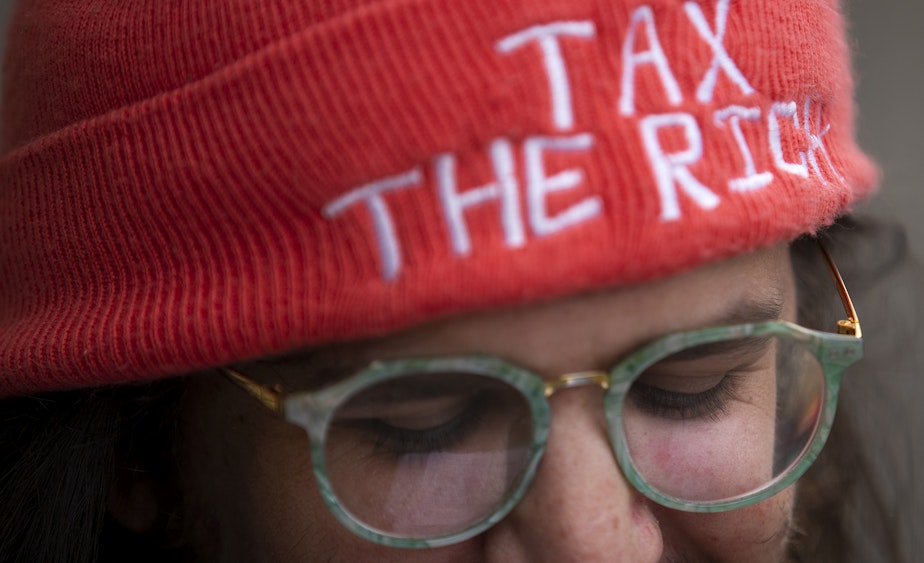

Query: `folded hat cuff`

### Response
(0, 0, 877, 395)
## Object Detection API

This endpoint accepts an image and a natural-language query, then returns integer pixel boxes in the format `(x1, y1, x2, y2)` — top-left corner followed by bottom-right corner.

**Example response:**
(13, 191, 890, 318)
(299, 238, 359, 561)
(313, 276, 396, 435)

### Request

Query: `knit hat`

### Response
(0, 0, 876, 396)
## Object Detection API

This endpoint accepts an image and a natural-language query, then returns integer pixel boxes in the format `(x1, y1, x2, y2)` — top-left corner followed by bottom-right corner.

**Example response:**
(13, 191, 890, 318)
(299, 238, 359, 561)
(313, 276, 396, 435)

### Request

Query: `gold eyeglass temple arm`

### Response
(221, 368, 284, 413)
(818, 241, 862, 338)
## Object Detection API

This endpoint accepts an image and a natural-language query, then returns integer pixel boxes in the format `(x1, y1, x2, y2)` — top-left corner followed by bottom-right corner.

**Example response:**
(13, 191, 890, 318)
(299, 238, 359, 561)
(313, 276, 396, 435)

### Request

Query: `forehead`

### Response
(288, 244, 793, 378)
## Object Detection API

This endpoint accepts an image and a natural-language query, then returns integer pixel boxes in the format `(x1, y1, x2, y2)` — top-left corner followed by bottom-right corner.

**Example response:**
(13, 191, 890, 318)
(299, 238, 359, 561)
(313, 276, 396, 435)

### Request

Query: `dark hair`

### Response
(0, 381, 188, 563)
(786, 215, 921, 562)
(0, 215, 918, 562)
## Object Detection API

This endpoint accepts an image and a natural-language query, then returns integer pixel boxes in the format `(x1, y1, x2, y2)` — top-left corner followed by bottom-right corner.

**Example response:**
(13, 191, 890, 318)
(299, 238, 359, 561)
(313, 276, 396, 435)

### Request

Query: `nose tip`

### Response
(484, 389, 663, 562)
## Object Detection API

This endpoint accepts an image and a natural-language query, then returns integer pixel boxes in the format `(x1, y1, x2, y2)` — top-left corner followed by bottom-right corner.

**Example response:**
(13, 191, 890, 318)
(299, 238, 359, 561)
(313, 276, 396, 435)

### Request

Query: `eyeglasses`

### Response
(221, 243, 862, 549)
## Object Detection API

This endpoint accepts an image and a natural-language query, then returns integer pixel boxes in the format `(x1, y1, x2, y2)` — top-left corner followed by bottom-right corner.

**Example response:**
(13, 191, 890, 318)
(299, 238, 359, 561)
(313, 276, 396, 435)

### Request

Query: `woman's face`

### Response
(168, 244, 797, 562)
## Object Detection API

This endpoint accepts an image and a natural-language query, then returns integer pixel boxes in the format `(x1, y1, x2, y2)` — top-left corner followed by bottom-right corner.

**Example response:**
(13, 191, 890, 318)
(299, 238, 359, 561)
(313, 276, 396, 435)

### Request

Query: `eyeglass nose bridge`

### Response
(543, 370, 610, 397)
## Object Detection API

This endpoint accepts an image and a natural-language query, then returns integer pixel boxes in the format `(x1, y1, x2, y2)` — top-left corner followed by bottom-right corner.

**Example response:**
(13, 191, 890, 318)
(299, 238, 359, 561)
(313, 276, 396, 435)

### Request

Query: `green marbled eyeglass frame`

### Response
(221, 243, 862, 549)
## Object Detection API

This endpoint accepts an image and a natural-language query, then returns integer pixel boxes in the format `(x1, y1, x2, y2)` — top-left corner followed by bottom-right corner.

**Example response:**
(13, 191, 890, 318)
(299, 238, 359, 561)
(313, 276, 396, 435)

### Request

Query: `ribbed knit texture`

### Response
(0, 0, 877, 396)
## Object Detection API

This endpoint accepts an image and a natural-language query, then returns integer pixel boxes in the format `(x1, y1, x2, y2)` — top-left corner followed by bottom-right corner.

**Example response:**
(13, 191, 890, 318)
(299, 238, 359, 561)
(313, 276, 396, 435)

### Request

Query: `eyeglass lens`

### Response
(320, 335, 824, 539)
(324, 372, 534, 538)
(622, 335, 824, 502)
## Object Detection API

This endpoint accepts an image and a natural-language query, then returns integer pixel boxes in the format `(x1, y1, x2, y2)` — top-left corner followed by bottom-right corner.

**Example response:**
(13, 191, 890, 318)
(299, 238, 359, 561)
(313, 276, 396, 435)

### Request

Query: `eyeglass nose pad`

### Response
(543, 370, 610, 397)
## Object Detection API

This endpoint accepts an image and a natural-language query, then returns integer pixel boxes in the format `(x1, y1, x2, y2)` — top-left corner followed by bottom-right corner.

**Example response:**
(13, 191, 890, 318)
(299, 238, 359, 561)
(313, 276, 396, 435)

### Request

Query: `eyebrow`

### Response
(658, 292, 786, 363)
(715, 292, 785, 326)
(659, 334, 775, 363)
(337, 375, 485, 410)
(253, 347, 372, 390)
(257, 291, 788, 387)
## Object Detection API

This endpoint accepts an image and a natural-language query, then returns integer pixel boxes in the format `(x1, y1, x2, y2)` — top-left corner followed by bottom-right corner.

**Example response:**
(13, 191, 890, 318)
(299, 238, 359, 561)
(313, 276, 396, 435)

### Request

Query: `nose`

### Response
(483, 386, 663, 563)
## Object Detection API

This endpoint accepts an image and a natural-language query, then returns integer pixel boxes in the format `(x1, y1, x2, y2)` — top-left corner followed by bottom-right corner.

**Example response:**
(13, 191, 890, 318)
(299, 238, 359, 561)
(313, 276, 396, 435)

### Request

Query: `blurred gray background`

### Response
(846, 0, 924, 257)
(0, 0, 919, 253)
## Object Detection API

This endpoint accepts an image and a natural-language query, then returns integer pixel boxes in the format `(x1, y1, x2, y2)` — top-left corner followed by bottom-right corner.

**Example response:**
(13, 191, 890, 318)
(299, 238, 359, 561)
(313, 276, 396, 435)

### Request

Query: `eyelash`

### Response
(346, 396, 487, 456)
(628, 373, 743, 422)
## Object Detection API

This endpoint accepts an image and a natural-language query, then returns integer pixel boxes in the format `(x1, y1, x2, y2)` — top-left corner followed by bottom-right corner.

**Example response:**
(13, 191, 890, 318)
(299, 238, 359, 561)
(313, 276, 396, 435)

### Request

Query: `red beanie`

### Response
(0, 0, 877, 396)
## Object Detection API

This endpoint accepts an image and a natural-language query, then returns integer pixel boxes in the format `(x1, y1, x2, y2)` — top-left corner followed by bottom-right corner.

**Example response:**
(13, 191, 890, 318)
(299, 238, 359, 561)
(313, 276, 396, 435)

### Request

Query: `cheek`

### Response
(657, 489, 794, 562)
(232, 421, 341, 560)
(178, 377, 484, 562)
(177, 377, 342, 560)
(625, 381, 779, 502)
(630, 417, 776, 501)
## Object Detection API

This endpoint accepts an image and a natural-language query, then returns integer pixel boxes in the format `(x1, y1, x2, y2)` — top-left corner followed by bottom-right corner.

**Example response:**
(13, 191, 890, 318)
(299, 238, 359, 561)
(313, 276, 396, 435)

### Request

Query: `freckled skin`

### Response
(158, 245, 797, 562)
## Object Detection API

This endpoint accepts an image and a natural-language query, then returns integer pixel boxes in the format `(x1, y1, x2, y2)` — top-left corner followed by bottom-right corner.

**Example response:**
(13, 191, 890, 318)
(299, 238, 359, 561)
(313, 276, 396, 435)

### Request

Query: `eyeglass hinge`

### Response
(836, 319, 861, 338)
